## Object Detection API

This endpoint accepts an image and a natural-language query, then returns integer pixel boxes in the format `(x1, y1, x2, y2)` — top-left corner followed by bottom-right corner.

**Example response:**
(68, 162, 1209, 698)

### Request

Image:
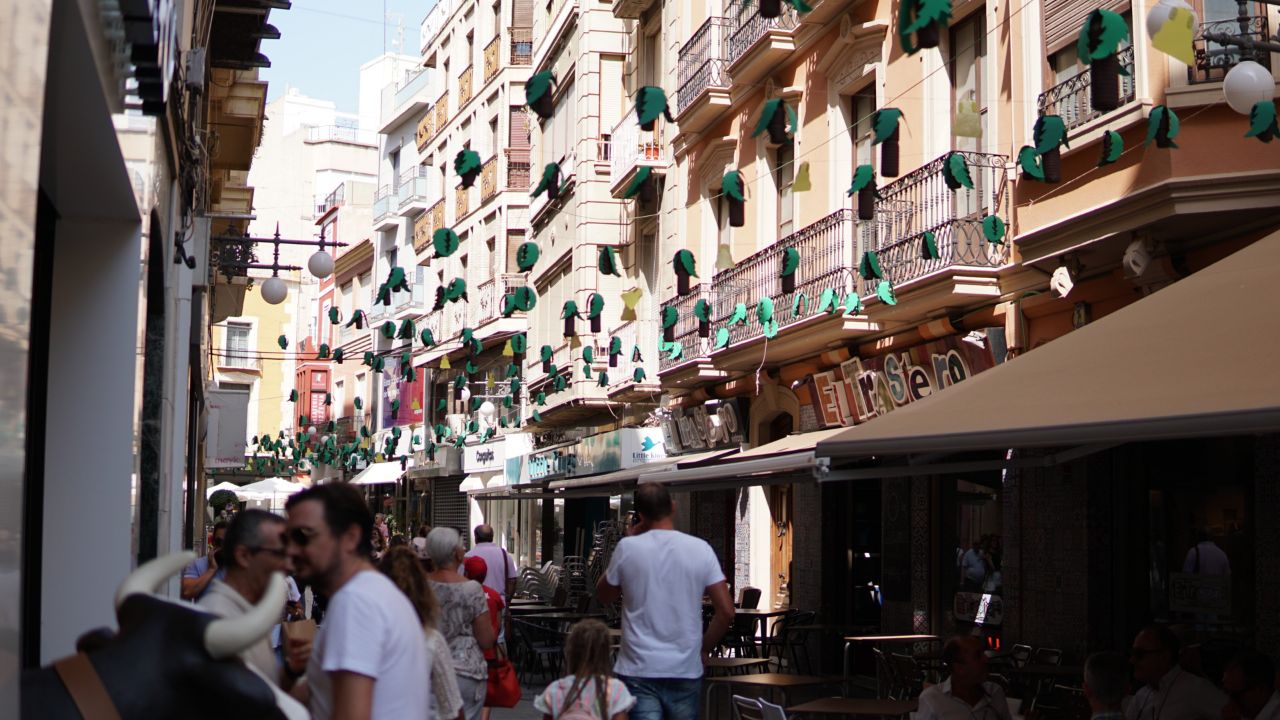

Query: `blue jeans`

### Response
(619, 675, 703, 720)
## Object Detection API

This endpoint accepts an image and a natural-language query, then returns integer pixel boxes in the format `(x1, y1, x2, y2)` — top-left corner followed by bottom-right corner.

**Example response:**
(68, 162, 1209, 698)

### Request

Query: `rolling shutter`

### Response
(600, 56, 624, 136)
(511, 0, 533, 28)
(430, 476, 471, 543)
(1044, 0, 1130, 54)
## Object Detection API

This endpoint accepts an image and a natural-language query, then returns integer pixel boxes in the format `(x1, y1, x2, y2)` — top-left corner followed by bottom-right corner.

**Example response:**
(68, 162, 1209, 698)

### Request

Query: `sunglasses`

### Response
(289, 527, 320, 547)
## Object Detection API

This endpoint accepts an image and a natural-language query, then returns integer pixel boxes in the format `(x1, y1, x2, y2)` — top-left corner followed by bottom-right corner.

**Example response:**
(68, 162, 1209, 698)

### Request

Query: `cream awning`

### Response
(349, 461, 404, 486)
(637, 428, 850, 490)
(817, 235, 1280, 463)
(547, 447, 739, 494)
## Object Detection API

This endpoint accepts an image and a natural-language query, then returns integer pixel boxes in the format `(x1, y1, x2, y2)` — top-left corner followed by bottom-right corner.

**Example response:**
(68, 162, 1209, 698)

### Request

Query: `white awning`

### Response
(547, 447, 739, 494)
(637, 428, 849, 491)
(817, 234, 1280, 463)
(349, 461, 404, 486)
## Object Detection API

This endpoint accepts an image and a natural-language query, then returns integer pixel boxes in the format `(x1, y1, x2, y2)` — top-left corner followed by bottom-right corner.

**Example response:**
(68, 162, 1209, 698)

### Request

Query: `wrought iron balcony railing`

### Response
(869, 151, 1012, 285)
(1037, 46, 1135, 133)
(677, 17, 731, 113)
(474, 274, 527, 326)
(726, 0, 797, 66)
(1189, 15, 1271, 84)
(484, 36, 501, 83)
(458, 65, 474, 107)
(609, 112, 669, 189)
(510, 27, 533, 65)
(480, 156, 499, 202)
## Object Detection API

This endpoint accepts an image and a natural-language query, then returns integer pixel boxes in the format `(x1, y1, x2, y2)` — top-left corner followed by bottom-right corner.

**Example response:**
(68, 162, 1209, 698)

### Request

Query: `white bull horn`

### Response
(114, 551, 196, 611)
(203, 572, 286, 660)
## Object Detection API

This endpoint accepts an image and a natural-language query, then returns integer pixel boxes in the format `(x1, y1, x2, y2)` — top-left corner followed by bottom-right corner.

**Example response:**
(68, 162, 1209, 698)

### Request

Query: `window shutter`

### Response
(511, 0, 533, 28)
(600, 56, 624, 135)
(1043, 0, 1130, 54)
(509, 109, 530, 149)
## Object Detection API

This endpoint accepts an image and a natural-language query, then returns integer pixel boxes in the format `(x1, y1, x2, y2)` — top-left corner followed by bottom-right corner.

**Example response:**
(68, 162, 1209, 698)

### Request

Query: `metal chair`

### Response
(888, 653, 925, 700)
(1032, 647, 1063, 666)
(738, 586, 762, 609)
(732, 695, 764, 720)
(757, 698, 789, 720)
(1009, 643, 1033, 668)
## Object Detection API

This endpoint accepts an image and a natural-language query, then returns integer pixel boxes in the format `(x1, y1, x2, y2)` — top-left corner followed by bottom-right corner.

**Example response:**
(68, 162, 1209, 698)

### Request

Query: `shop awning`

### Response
(349, 461, 404, 486)
(817, 236, 1280, 467)
(637, 428, 849, 491)
(547, 448, 739, 495)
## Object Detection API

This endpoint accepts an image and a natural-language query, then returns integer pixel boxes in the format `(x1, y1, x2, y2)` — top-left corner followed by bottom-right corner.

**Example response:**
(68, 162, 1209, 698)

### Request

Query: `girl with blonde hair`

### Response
(534, 619, 634, 720)
(379, 546, 465, 720)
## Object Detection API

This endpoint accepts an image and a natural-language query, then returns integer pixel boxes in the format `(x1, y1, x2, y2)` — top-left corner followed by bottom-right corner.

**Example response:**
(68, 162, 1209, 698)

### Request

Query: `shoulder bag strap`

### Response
(54, 654, 122, 720)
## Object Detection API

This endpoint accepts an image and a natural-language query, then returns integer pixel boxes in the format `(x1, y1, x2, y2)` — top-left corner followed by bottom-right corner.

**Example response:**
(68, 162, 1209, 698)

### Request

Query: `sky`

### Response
(260, 0, 432, 113)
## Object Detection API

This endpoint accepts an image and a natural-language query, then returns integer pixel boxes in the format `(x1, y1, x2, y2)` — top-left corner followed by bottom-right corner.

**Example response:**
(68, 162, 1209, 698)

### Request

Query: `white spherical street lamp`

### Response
(1223, 61, 1276, 115)
(260, 276, 288, 304)
(308, 249, 335, 279)
(460, 386, 472, 402)
(479, 400, 496, 416)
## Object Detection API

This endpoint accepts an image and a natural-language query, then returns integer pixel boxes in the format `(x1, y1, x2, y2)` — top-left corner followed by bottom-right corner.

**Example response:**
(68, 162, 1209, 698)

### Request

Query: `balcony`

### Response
(612, 0, 657, 20)
(725, 1, 797, 86)
(380, 65, 433, 133)
(868, 151, 1012, 312)
(217, 352, 262, 372)
(1188, 15, 1271, 84)
(413, 200, 447, 254)
(510, 27, 533, 66)
(480, 156, 499, 203)
(473, 274, 528, 330)
(676, 17, 733, 134)
(506, 149, 531, 190)
(416, 106, 437, 151)
(458, 65, 474, 108)
(456, 184, 471, 219)
(530, 149, 575, 223)
(434, 93, 449, 135)
(373, 185, 397, 230)
(393, 277, 430, 318)
(484, 37, 501, 83)
(304, 125, 378, 147)
(397, 167, 437, 215)
(1037, 46, 1135, 135)
(604, 319, 661, 402)
(609, 112, 671, 198)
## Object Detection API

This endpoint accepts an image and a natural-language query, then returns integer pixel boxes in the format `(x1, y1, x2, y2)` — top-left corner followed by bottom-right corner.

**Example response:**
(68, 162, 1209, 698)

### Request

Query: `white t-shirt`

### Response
(605, 529, 725, 679)
(306, 570, 431, 720)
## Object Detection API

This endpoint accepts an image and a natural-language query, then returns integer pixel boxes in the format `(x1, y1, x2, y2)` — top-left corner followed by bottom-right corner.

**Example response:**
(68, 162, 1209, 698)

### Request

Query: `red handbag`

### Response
(485, 646, 521, 708)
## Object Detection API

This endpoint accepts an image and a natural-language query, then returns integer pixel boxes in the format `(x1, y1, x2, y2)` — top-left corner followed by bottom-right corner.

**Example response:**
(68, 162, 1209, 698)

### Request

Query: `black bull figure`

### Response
(21, 552, 308, 719)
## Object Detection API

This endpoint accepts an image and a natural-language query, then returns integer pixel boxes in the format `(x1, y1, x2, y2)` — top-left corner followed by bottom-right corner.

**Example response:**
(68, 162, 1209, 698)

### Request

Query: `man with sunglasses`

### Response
(198, 509, 309, 690)
(285, 483, 428, 720)
(1125, 624, 1226, 720)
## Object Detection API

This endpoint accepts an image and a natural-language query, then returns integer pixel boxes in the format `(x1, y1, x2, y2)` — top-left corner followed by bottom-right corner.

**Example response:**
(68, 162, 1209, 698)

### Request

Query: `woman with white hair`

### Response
(426, 527, 496, 720)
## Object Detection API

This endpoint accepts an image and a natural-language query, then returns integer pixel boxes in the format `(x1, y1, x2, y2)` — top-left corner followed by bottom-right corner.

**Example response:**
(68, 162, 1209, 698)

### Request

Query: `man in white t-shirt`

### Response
(597, 482, 735, 720)
(285, 483, 429, 720)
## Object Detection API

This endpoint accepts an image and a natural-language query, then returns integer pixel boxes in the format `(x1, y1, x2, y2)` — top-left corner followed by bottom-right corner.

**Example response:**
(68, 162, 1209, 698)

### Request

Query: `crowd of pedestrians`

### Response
(184, 482, 1280, 720)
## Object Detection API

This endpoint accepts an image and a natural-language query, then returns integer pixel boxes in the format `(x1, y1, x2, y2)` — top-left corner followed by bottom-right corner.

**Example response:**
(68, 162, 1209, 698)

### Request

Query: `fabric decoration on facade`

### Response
(714, 243, 735, 271)
(1098, 130, 1124, 165)
(1247, 101, 1278, 142)
(445, 278, 467, 302)
(922, 231, 940, 260)
(465, 360, 479, 375)
(328, 307, 340, 324)
(661, 305, 678, 342)
(898, 0, 950, 53)
(624, 166, 656, 201)
(380, 321, 396, 339)
(386, 266, 409, 293)
(345, 309, 366, 328)
(512, 286, 537, 311)
(634, 86, 675, 131)
(397, 319, 415, 340)
(942, 152, 973, 190)
(526, 71, 557, 119)
(583, 364, 593, 379)
(631, 345, 642, 363)
(317, 343, 330, 359)
(793, 161, 811, 192)
(532, 162, 561, 199)
(728, 302, 748, 326)
(516, 241, 540, 271)
(587, 293, 605, 332)
(1018, 146, 1046, 181)
(779, 247, 800, 294)
(753, 97, 798, 145)
(583, 346, 595, 364)
(354, 397, 363, 411)
(876, 279, 898, 306)
(620, 286, 643, 311)
(439, 355, 451, 369)
(664, 340, 683, 360)
(872, 108, 904, 176)
(844, 292, 862, 316)
(562, 300, 580, 337)
(673, 249, 697, 295)
(759, 0, 812, 18)
(632, 367, 646, 383)
(757, 297, 775, 326)
(723, 170, 746, 227)
(288, 389, 298, 402)
(333, 348, 344, 364)
(859, 250, 884, 280)
(714, 327, 730, 349)
(278, 334, 288, 350)
(433, 228, 461, 258)
(847, 164, 879, 220)
(791, 292, 808, 316)
(420, 328, 436, 347)
(454, 149, 483, 189)
(598, 245, 622, 276)
(511, 333, 527, 355)
(1147, 0, 1196, 65)
(694, 298, 712, 337)
(1146, 105, 1180, 148)
(608, 336, 622, 356)
(1078, 9, 1130, 112)
(982, 215, 1007, 244)
(1032, 115, 1068, 182)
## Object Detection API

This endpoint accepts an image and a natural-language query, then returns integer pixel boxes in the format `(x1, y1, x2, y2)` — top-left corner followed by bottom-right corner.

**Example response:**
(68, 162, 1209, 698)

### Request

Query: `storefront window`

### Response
(944, 474, 1003, 641)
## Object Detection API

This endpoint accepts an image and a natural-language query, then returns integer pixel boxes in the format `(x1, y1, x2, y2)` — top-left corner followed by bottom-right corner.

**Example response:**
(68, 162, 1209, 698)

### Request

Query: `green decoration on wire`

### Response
(942, 152, 973, 190)
(1099, 130, 1124, 166)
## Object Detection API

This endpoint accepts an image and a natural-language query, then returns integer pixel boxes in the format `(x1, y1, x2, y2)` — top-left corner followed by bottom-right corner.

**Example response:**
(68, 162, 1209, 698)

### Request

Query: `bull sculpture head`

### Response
(22, 552, 308, 720)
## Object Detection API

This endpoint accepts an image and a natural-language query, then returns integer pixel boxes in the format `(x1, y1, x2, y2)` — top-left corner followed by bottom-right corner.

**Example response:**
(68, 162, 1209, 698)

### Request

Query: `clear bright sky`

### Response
(261, 0, 434, 113)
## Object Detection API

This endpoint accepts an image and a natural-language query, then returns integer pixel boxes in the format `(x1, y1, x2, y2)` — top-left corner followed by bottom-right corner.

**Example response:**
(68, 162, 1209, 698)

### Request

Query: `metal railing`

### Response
(606, 319, 658, 386)
(456, 184, 470, 219)
(480, 156, 499, 202)
(474, 273, 527, 325)
(726, 0, 797, 66)
(219, 351, 261, 370)
(1037, 46, 1135, 132)
(484, 36, 501, 83)
(305, 125, 377, 146)
(609, 113, 668, 186)
(658, 286, 711, 372)
(870, 151, 1012, 285)
(373, 185, 393, 222)
(417, 108, 437, 149)
(678, 17, 731, 113)
(323, 183, 345, 211)
(506, 149, 531, 190)
(1189, 15, 1271, 84)
(458, 65, 474, 107)
(511, 27, 533, 65)
(434, 92, 449, 132)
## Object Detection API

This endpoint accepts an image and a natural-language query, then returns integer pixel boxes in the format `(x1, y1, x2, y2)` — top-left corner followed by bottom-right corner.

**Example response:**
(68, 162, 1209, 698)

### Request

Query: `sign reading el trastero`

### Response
(810, 336, 995, 428)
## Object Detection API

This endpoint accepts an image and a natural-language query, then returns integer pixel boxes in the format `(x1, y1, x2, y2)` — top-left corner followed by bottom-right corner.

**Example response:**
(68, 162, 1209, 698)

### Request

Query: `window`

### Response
(949, 12, 986, 153)
(224, 323, 253, 368)
(600, 55, 624, 137)
(776, 144, 795, 238)
(333, 380, 345, 418)
(486, 238, 497, 278)
(851, 87, 876, 170)
(355, 373, 368, 418)
(340, 281, 354, 319)
(716, 193, 733, 253)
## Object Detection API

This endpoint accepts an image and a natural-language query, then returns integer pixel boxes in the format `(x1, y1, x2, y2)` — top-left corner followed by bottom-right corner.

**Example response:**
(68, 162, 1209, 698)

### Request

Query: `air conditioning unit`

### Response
(185, 48, 207, 91)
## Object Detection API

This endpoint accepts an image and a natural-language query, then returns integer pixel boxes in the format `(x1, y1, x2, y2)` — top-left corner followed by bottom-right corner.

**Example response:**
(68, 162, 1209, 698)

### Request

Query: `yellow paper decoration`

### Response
(1152, 6, 1196, 66)
(621, 287, 643, 310)
(793, 161, 811, 192)
(439, 356, 451, 369)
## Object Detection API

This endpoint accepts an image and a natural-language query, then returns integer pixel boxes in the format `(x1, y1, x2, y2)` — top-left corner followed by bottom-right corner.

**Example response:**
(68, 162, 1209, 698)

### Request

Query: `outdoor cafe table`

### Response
(519, 611, 607, 624)
(508, 604, 568, 615)
(704, 673, 839, 719)
(509, 598, 546, 606)
(704, 657, 771, 677)
(734, 608, 791, 654)
(842, 634, 940, 694)
(788, 697, 919, 717)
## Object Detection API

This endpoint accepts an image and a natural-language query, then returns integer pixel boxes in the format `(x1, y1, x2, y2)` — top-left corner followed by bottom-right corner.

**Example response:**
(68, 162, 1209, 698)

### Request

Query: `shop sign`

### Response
(464, 440, 506, 474)
(409, 445, 461, 478)
(953, 591, 1004, 626)
(811, 336, 995, 428)
(517, 428, 667, 483)
(206, 388, 250, 468)
(1169, 573, 1231, 614)
(660, 399, 747, 455)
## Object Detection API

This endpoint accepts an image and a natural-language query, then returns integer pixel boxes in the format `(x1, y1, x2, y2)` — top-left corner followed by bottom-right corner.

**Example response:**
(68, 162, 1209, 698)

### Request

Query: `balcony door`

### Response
(775, 143, 795, 239)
